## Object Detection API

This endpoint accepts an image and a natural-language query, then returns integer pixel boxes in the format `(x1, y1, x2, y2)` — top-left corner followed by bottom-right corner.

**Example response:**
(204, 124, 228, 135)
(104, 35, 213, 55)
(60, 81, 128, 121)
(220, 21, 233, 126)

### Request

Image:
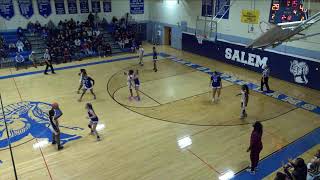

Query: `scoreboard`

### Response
(269, 0, 308, 24)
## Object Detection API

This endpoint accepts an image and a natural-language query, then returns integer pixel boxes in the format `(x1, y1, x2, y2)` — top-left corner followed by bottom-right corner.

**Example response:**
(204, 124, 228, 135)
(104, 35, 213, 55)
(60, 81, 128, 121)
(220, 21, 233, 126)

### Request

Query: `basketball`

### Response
(51, 102, 59, 108)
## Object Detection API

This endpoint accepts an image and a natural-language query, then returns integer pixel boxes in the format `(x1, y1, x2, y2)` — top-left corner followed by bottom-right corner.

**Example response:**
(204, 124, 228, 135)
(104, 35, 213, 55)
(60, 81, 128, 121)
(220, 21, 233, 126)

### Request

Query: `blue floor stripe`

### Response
(0, 53, 152, 80)
(233, 128, 320, 179)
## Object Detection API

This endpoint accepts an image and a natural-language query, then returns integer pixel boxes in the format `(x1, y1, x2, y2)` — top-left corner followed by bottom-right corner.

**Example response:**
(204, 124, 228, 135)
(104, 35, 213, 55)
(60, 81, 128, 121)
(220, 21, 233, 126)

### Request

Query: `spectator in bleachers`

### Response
(23, 38, 31, 51)
(307, 150, 320, 179)
(16, 40, 24, 52)
(15, 52, 26, 70)
(17, 27, 24, 38)
(35, 21, 42, 33)
(8, 42, 17, 52)
(41, 29, 48, 39)
(63, 48, 71, 63)
(28, 51, 38, 68)
(118, 38, 125, 49)
(105, 43, 112, 56)
(284, 157, 308, 180)
(274, 172, 289, 180)
(27, 22, 35, 35)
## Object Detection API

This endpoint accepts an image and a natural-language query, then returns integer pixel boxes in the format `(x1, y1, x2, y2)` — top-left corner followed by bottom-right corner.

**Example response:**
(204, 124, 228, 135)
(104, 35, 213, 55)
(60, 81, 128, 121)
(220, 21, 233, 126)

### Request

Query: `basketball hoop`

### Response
(196, 35, 205, 44)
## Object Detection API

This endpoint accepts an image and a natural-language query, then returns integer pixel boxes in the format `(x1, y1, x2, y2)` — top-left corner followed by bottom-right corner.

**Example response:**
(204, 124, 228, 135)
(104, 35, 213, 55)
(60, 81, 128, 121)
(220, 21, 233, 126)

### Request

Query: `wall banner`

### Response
(37, 0, 52, 17)
(130, 0, 144, 14)
(91, 0, 101, 13)
(79, 0, 89, 13)
(18, 0, 34, 19)
(103, 0, 111, 12)
(67, 0, 78, 14)
(55, 0, 66, 14)
(0, 0, 14, 20)
(201, 0, 213, 17)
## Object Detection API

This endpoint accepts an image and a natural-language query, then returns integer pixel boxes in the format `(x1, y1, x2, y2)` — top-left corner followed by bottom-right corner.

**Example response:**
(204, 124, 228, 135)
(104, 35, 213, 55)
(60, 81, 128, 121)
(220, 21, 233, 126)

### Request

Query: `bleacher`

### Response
(0, 31, 33, 68)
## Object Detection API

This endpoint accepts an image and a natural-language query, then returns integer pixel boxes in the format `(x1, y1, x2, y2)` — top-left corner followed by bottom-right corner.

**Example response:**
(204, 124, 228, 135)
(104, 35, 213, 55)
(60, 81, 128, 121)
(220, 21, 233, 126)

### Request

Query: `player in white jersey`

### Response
(125, 69, 141, 101)
(138, 45, 144, 66)
(237, 84, 249, 119)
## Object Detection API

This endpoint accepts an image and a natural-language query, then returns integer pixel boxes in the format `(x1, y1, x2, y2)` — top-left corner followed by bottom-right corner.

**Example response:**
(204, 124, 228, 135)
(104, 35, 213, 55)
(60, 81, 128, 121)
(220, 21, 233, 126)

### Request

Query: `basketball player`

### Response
(78, 72, 96, 102)
(49, 103, 63, 150)
(125, 70, 135, 100)
(86, 103, 101, 141)
(77, 69, 86, 94)
(260, 65, 270, 92)
(237, 84, 249, 119)
(152, 46, 158, 72)
(209, 71, 222, 102)
(44, 49, 55, 75)
(138, 45, 144, 66)
(133, 70, 141, 101)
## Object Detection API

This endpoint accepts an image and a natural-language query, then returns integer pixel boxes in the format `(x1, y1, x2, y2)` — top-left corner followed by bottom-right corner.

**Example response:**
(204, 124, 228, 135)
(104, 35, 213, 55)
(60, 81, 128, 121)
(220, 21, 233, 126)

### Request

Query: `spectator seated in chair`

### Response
(15, 52, 26, 70)
(307, 150, 320, 180)
(284, 157, 308, 180)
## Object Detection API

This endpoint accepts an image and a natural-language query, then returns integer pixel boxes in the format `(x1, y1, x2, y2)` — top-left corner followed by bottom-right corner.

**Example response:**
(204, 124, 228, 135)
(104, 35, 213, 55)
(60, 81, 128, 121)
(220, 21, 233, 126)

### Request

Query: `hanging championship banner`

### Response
(0, 0, 14, 20)
(215, 0, 230, 19)
(79, 0, 89, 13)
(91, 0, 101, 13)
(67, 0, 77, 14)
(37, 0, 52, 17)
(201, 0, 213, 17)
(241, 9, 260, 24)
(103, 0, 111, 12)
(55, 0, 66, 14)
(130, 0, 144, 14)
(18, 0, 34, 19)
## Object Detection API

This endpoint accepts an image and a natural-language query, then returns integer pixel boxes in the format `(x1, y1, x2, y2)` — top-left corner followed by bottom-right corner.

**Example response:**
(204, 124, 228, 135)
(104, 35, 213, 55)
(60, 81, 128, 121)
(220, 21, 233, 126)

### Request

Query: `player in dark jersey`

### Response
(77, 69, 86, 94)
(152, 46, 158, 72)
(49, 103, 64, 150)
(209, 71, 222, 103)
(86, 103, 101, 141)
(78, 71, 96, 102)
(133, 70, 141, 101)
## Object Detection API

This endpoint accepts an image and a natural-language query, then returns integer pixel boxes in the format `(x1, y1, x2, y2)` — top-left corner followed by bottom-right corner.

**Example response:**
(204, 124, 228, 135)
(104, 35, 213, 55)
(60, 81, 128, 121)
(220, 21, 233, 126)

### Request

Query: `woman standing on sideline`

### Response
(247, 121, 263, 174)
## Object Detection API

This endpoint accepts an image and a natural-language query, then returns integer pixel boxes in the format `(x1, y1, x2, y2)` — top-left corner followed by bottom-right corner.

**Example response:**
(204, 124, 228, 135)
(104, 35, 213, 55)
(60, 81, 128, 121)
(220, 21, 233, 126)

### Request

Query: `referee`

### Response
(260, 65, 270, 92)
(49, 103, 64, 150)
(44, 49, 55, 75)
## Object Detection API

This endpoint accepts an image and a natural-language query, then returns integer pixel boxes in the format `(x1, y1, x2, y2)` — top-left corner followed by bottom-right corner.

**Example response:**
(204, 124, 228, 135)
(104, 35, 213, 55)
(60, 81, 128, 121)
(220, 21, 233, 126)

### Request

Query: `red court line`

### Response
(10, 70, 54, 180)
(187, 149, 221, 175)
(35, 139, 54, 180)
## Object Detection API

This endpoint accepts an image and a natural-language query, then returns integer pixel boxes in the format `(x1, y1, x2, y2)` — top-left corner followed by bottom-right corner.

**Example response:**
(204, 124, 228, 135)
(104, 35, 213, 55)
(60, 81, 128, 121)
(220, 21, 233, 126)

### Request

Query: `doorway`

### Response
(164, 26, 172, 46)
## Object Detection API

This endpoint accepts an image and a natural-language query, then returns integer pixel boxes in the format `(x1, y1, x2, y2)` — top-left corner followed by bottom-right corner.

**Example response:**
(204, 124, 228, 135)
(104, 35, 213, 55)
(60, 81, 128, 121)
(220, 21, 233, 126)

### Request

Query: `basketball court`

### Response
(0, 0, 320, 180)
(0, 43, 319, 179)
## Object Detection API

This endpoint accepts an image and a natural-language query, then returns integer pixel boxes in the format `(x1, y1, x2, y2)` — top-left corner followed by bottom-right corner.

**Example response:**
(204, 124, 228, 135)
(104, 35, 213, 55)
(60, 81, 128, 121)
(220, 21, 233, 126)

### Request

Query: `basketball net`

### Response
(196, 35, 205, 44)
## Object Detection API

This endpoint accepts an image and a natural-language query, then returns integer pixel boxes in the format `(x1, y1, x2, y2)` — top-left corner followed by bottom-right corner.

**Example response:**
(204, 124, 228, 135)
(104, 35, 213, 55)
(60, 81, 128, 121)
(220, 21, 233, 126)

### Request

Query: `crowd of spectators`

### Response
(112, 17, 138, 52)
(26, 15, 117, 64)
(274, 150, 320, 180)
